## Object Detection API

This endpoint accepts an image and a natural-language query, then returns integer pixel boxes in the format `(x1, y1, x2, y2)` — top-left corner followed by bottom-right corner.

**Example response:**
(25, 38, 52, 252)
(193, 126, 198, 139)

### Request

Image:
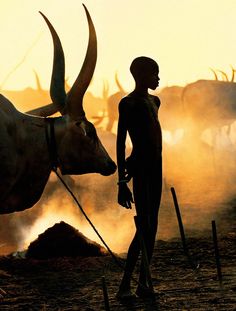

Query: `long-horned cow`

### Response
(1, 72, 51, 113)
(89, 73, 126, 132)
(182, 79, 236, 136)
(0, 5, 116, 214)
(157, 85, 184, 134)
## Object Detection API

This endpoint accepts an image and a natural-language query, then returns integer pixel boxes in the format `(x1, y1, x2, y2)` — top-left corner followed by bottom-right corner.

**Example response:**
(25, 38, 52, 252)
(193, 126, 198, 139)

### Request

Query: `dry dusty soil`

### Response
(0, 231, 235, 310)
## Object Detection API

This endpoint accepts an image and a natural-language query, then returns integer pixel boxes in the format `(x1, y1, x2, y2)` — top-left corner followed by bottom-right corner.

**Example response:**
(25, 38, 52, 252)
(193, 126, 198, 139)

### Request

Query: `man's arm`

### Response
(116, 98, 128, 182)
(116, 98, 134, 208)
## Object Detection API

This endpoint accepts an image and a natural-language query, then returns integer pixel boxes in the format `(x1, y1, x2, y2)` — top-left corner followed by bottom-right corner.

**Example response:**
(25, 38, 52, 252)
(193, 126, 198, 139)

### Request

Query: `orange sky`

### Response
(0, 0, 236, 96)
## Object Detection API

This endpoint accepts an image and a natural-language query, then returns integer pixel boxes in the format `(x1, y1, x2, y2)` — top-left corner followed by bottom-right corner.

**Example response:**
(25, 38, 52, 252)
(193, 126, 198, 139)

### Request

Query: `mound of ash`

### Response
(26, 221, 107, 259)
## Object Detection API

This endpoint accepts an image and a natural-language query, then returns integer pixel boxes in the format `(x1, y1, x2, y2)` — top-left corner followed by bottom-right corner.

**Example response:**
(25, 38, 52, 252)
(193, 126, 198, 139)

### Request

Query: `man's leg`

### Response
(136, 170, 162, 296)
(117, 231, 140, 298)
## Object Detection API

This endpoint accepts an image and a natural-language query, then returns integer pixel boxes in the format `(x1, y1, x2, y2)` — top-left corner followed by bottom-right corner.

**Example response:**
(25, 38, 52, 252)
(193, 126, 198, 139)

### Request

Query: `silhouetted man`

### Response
(116, 56, 162, 298)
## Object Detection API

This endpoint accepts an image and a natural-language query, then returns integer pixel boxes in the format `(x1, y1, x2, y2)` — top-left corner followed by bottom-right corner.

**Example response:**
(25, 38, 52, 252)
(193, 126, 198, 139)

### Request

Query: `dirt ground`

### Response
(0, 230, 235, 311)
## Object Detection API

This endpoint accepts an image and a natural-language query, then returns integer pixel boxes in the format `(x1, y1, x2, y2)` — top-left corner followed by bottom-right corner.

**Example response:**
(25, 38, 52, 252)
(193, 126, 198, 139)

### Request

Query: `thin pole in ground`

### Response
(211, 220, 223, 287)
(102, 276, 110, 311)
(170, 187, 196, 269)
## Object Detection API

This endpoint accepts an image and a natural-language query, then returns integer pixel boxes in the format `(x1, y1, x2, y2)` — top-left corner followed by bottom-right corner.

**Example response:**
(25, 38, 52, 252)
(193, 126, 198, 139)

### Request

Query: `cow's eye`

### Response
(87, 128, 96, 139)
(86, 124, 98, 143)
(75, 121, 82, 127)
(75, 121, 87, 136)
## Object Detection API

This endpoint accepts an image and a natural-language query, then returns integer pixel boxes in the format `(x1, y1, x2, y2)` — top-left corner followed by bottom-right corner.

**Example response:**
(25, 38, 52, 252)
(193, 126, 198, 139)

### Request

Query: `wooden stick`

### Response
(170, 187, 188, 253)
(102, 276, 110, 311)
(134, 215, 154, 292)
(211, 220, 223, 286)
(170, 187, 195, 268)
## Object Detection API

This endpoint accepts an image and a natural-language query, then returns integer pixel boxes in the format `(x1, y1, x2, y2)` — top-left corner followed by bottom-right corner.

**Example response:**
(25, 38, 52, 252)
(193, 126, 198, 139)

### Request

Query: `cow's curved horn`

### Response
(39, 11, 66, 115)
(66, 4, 97, 118)
(217, 70, 228, 81)
(103, 80, 109, 100)
(230, 65, 235, 82)
(209, 68, 218, 81)
(33, 70, 43, 92)
(115, 72, 125, 93)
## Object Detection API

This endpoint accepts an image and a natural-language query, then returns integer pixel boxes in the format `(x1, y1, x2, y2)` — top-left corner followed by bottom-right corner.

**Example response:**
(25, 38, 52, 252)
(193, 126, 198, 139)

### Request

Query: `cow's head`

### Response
(39, 5, 116, 176)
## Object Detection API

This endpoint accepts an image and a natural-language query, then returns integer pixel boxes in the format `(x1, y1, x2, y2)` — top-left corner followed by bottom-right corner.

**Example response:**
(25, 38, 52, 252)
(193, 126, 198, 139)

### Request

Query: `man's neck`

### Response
(133, 85, 149, 96)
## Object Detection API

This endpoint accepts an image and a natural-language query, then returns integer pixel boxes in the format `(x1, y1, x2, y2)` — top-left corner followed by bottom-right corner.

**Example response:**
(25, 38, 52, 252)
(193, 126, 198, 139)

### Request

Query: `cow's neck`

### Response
(45, 115, 69, 172)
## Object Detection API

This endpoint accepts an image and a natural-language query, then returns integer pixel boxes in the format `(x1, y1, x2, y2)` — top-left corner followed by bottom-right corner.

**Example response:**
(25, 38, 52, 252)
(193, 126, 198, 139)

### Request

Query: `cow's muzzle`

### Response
(101, 160, 117, 176)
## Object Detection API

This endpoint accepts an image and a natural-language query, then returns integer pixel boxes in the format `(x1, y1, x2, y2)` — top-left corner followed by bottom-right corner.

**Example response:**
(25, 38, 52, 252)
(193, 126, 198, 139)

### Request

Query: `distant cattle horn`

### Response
(33, 70, 43, 92)
(209, 68, 218, 81)
(115, 72, 125, 93)
(217, 70, 229, 81)
(102, 80, 109, 100)
(230, 65, 235, 82)
(66, 4, 97, 118)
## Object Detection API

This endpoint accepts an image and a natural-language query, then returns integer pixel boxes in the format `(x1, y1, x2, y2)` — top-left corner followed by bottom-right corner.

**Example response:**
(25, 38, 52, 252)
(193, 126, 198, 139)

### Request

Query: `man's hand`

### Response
(118, 183, 134, 209)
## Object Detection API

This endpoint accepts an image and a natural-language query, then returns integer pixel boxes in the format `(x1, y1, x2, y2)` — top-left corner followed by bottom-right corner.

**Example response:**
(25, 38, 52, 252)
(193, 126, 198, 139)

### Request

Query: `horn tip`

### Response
(82, 3, 88, 11)
(82, 3, 91, 18)
(39, 11, 46, 19)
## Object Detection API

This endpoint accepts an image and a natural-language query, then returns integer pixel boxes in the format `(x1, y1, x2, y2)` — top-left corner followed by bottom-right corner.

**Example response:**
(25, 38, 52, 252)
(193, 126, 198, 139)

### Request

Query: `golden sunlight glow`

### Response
(201, 125, 235, 149)
(18, 207, 81, 251)
(18, 189, 136, 254)
(0, 0, 236, 97)
(162, 129, 184, 145)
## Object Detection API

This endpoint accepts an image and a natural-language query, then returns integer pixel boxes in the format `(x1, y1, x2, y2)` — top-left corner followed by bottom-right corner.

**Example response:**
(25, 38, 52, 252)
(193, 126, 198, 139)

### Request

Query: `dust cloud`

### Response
(161, 120, 236, 239)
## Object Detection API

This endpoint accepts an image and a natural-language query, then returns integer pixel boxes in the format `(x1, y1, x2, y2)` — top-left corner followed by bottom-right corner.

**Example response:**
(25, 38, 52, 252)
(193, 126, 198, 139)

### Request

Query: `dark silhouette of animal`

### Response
(0, 5, 116, 214)
(182, 79, 236, 136)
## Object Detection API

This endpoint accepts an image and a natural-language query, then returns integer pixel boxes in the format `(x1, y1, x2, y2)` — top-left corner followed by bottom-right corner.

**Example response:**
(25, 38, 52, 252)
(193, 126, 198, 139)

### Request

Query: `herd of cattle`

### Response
(2, 68, 236, 144)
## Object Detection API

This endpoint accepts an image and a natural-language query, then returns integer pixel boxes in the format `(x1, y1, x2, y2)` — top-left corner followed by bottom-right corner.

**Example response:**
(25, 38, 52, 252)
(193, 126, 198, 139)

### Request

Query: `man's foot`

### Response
(135, 285, 155, 299)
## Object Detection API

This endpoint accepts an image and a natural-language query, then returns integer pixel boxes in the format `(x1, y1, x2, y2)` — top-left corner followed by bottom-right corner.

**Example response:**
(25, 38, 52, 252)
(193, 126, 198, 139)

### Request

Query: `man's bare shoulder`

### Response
(120, 94, 136, 104)
(149, 94, 161, 108)
(118, 94, 136, 111)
